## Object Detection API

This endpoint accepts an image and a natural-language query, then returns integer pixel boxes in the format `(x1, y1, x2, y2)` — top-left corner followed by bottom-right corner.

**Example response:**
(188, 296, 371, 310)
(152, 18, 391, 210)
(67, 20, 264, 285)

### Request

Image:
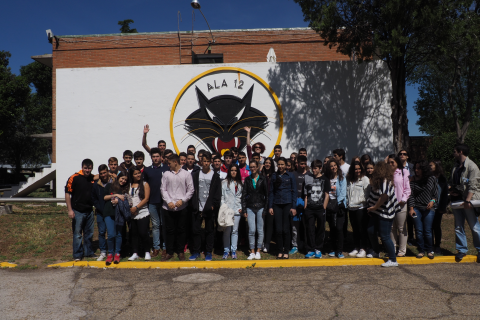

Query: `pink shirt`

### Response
(161, 168, 194, 211)
(393, 168, 411, 203)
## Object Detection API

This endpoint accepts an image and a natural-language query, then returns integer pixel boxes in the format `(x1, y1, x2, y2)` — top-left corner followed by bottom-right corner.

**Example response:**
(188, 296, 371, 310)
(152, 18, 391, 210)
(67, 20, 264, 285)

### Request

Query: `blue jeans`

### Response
(413, 208, 435, 253)
(104, 216, 122, 254)
(223, 215, 241, 253)
(96, 213, 107, 253)
(453, 208, 480, 254)
(367, 214, 396, 262)
(72, 210, 94, 259)
(247, 208, 264, 250)
(149, 203, 162, 250)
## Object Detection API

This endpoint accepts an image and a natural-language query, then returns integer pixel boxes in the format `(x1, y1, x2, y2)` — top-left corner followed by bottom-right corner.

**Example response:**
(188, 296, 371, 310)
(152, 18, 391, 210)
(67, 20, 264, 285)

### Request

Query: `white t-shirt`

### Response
(329, 178, 338, 200)
(340, 163, 350, 177)
(198, 170, 214, 211)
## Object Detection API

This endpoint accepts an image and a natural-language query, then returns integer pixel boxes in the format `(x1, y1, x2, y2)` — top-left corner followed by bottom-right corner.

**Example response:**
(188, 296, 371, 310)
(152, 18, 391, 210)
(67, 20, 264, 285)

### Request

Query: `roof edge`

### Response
(57, 27, 312, 38)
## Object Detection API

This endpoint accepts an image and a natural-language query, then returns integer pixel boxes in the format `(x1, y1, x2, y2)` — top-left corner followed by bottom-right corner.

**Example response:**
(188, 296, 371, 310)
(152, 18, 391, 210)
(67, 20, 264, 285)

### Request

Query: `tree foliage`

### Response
(292, 0, 465, 152)
(410, 1, 480, 142)
(0, 51, 51, 179)
(118, 19, 138, 33)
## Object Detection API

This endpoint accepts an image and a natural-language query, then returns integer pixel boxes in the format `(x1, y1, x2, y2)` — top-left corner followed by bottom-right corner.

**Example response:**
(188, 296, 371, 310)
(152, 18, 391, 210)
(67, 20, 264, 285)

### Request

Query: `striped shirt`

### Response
(368, 180, 399, 219)
(407, 176, 438, 210)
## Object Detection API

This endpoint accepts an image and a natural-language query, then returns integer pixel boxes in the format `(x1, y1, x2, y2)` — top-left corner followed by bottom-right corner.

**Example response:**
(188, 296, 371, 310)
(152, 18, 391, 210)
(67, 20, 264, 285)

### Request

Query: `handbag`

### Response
(326, 197, 338, 212)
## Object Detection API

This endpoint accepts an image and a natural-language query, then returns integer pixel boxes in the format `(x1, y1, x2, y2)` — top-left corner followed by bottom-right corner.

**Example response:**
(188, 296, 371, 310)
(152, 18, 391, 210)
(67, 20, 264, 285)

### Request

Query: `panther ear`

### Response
(240, 85, 254, 109)
(195, 86, 210, 110)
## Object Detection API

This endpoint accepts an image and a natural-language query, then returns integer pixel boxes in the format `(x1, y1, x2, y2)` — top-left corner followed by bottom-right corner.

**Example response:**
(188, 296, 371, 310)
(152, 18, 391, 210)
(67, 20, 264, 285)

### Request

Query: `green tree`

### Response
(410, 2, 480, 143)
(293, 0, 463, 152)
(118, 19, 138, 33)
(0, 52, 51, 179)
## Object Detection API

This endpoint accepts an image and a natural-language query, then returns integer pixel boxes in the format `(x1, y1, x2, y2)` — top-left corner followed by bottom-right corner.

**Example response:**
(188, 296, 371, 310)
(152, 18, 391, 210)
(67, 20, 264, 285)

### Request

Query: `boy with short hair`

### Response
(108, 157, 119, 177)
(179, 152, 187, 166)
(65, 159, 96, 261)
(238, 151, 251, 182)
(187, 145, 196, 157)
(91, 164, 113, 261)
(133, 151, 145, 172)
(118, 150, 134, 174)
(161, 154, 194, 261)
(212, 156, 227, 179)
(183, 152, 200, 174)
(221, 151, 233, 173)
(273, 145, 282, 170)
(230, 147, 239, 164)
(303, 160, 330, 258)
(142, 124, 167, 154)
(189, 152, 222, 261)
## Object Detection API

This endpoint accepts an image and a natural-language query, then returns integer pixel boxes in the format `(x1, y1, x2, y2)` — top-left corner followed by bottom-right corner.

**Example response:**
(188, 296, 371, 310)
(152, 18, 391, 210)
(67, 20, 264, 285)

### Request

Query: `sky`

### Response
(2, 0, 424, 136)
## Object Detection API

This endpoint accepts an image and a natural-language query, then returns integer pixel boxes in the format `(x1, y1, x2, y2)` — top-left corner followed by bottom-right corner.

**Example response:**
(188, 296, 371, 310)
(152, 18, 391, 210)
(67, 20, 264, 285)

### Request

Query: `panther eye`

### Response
(227, 106, 246, 126)
(205, 107, 225, 126)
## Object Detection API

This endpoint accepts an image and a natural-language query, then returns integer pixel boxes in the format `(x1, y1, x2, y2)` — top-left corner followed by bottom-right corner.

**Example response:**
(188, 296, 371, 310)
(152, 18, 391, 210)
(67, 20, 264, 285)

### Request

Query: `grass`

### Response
(0, 188, 478, 268)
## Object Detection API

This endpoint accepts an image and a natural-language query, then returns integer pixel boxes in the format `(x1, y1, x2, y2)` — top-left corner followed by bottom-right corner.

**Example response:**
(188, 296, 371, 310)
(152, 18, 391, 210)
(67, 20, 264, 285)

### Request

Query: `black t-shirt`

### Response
(293, 171, 306, 199)
(304, 175, 331, 209)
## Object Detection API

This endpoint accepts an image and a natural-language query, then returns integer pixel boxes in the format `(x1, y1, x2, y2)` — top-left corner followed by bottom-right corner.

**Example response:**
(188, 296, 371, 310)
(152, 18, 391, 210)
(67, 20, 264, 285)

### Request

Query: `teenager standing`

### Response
(261, 157, 276, 253)
(118, 150, 135, 175)
(408, 161, 438, 259)
(65, 159, 96, 261)
(190, 153, 222, 261)
(430, 160, 448, 254)
(346, 161, 371, 258)
(290, 155, 308, 255)
(221, 164, 243, 259)
(324, 160, 347, 258)
(303, 160, 330, 258)
(242, 161, 268, 260)
(161, 154, 194, 261)
(269, 157, 297, 259)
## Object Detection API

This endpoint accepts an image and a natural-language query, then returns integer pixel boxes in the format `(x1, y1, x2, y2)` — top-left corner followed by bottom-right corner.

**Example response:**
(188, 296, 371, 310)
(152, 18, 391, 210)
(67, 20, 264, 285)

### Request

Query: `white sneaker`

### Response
(356, 249, 366, 258)
(381, 260, 399, 267)
(247, 253, 256, 260)
(366, 249, 379, 258)
(349, 249, 359, 257)
(96, 252, 107, 261)
(255, 252, 261, 260)
(128, 253, 139, 261)
(263, 248, 268, 253)
(144, 252, 151, 261)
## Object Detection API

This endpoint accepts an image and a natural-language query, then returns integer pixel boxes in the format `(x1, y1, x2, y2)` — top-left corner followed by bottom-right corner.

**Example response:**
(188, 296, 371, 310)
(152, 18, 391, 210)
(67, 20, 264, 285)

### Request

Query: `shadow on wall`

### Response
(267, 61, 393, 162)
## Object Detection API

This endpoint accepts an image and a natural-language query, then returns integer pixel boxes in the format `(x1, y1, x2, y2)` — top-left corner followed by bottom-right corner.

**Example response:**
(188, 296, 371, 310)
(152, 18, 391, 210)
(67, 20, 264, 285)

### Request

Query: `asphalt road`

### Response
(1, 264, 480, 319)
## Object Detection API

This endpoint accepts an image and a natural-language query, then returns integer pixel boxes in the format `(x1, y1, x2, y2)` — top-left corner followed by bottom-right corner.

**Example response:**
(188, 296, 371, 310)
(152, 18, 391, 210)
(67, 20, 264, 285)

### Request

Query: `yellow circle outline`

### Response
(170, 67, 283, 157)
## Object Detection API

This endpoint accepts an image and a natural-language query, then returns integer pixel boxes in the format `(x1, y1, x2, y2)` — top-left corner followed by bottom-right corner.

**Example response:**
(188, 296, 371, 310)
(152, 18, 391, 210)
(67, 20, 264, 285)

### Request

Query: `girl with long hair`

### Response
(268, 157, 297, 259)
(242, 160, 268, 260)
(387, 154, 411, 257)
(430, 160, 448, 254)
(408, 160, 438, 259)
(102, 171, 129, 265)
(360, 154, 373, 170)
(221, 164, 243, 259)
(286, 159, 294, 172)
(261, 157, 276, 253)
(324, 159, 347, 258)
(367, 161, 399, 267)
(290, 152, 298, 171)
(127, 166, 151, 261)
(365, 162, 375, 179)
(346, 161, 371, 258)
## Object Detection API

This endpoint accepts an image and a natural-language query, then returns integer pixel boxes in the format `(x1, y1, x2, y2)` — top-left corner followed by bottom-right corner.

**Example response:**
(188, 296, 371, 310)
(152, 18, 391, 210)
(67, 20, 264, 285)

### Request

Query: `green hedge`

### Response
(427, 130, 480, 177)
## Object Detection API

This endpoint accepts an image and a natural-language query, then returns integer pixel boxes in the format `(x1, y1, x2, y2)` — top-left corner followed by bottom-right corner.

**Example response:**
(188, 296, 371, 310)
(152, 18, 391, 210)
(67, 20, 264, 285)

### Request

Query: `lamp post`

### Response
(191, 0, 215, 51)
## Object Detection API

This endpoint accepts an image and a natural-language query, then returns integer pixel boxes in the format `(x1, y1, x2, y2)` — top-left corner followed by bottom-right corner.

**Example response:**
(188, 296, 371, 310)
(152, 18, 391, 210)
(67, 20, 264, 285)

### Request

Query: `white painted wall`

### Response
(56, 61, 393, 197)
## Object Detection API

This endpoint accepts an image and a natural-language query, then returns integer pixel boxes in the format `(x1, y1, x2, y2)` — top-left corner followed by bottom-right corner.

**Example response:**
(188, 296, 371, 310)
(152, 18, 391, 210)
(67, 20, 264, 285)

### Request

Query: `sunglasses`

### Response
(399, 152, 408, 155)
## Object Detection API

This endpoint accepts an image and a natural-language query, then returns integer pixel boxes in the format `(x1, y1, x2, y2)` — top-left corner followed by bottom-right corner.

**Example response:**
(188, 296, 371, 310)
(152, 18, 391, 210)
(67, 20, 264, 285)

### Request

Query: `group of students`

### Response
(65, 125, 480, 267)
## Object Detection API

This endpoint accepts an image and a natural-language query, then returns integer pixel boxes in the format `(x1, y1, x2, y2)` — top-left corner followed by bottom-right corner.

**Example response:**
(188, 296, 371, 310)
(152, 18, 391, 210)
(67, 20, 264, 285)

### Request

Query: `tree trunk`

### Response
(389, 57, 410, 154)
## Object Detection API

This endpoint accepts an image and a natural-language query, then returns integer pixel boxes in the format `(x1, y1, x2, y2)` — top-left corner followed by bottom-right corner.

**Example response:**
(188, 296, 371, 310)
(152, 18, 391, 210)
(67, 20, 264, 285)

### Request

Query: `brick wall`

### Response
(51, 28, 350, 162)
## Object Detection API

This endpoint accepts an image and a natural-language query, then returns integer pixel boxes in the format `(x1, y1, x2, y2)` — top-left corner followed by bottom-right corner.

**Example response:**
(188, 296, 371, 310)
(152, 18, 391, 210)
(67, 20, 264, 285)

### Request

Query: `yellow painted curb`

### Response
(0, 262, 17, 268)
(48, 255, 478, 269)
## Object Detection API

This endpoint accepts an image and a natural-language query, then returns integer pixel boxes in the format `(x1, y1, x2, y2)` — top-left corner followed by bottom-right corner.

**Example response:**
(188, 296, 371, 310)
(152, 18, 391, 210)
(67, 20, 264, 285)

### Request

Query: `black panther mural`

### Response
(184, 85, 268, 154)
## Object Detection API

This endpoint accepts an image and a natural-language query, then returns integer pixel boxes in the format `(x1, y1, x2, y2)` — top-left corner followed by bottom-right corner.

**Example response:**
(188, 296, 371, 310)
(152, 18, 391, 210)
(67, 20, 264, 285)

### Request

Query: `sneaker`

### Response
(455, 252, 467, 262)
(247, 253, 256, 260)
(113, 253, 121, 264)
(356, 249, 366, 258)
(349, 249, 359, 257)
(128, 253, 139, 261)
(97, 252, 107, 261)
(105, 254, 114, 266)
(263, 247, 268, 253)
(74, 257, 82, 262)
(255, 252, 261, 260)
(381, 260, 399, 267)
(232, 252, 237, 259)
(328, 252, 335, 257)
(289, 247, 298, 255)
(305, 251, 315, 259)
(205, 252, 212, 261)
(315, 250, 323, 259)
(189, 253, 200, 261)
(222, 252, 229, 260)
(337, 253, 345, 259)
(366, 250, 379, 258)
(144, 252, 151, 261)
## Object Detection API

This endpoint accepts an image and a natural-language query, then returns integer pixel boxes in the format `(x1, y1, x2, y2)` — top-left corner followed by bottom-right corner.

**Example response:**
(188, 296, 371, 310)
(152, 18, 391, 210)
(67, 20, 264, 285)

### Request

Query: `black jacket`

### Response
(190, 170, 222, 213)
(91, 179, 108, 214)
(182, 164, 200, 175)
(242, 174, 269, 213)
(65, 170, 94, 213)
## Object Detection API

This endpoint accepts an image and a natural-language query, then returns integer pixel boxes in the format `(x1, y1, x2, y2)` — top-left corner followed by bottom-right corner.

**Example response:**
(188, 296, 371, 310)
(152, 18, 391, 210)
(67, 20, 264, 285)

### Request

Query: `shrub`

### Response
(427, 130, 480, 177)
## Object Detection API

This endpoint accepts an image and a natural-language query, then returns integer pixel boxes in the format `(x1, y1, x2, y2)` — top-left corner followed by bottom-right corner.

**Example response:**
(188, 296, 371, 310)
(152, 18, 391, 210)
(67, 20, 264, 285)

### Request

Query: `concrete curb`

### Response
(47, 255, 478, 269)
(0, 262, 17, 268)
